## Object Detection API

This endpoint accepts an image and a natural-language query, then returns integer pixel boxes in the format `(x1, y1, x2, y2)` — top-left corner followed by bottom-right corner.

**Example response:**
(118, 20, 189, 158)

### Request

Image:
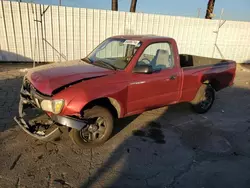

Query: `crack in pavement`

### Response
(231, 151, 250, 159)
(145, 172, 161, 187)
(166, 160, 196, 188)
(0, 175, 25, 187)
(10, 154, 22, 170)
(47, 171, 52, 188)
(56, 172, 74, 187)
(53, 179, 73, 188)
(87, 148, 93, 186)
(15, 177, 20, 188)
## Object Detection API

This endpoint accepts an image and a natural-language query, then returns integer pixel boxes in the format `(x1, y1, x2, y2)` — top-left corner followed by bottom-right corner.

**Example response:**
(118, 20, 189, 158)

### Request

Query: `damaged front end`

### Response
(14, 78, 87, 141)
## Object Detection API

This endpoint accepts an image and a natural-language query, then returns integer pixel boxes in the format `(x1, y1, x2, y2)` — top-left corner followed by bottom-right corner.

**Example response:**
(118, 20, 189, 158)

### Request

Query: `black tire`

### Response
(69, 106, 113, 148)
(192, 85, 215, 114)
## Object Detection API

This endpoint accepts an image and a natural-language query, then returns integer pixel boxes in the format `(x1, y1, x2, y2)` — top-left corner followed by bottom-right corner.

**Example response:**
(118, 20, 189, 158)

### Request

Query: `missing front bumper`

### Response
(14, 96, 87, 141)
(14, 116, 62, 141)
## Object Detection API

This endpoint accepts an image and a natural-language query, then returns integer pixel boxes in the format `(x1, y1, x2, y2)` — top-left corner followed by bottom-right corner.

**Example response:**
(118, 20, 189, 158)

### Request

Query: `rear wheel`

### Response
(69, 106, 113, 148)
(192, 85, 215, 114)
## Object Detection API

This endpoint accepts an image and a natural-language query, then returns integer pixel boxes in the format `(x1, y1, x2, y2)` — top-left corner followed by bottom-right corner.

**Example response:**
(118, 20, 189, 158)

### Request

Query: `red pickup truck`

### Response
(14, 35, 236, 147)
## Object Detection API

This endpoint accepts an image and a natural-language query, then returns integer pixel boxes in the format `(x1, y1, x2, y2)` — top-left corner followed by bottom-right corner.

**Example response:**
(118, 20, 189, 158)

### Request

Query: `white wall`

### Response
(0, 1, 250, 63)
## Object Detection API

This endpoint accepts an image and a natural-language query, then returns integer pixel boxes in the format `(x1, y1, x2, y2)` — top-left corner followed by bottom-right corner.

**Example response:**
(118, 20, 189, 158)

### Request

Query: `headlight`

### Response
(41, 99, 64, 114)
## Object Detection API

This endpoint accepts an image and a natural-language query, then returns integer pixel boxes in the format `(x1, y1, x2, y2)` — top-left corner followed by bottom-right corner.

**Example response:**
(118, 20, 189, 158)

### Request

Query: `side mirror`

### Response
(133, 64, 153, 74)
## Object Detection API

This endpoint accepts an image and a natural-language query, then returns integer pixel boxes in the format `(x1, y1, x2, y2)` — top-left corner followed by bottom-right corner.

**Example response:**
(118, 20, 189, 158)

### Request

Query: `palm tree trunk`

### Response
(130, 0, 137, 12)
(205, 0, 216, 19)
(112, 0, 118, 11)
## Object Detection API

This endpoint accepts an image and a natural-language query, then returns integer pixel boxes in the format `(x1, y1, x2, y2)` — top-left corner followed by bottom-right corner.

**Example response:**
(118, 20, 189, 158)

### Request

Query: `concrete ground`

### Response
(0, 64, 250, 188)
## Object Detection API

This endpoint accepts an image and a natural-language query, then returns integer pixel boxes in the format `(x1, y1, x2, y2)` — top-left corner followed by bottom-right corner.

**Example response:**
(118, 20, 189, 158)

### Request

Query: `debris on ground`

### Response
(19, 68, 29, 72)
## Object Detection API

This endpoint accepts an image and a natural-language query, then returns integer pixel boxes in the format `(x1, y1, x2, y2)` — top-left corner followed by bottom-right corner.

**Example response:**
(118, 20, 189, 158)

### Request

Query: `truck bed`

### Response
(179, 54, 236, 103)
(180, 54, 227, 68)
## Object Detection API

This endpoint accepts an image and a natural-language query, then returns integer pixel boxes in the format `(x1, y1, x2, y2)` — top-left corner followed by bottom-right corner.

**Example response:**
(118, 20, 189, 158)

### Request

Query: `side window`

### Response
(136, 42, 174, 70)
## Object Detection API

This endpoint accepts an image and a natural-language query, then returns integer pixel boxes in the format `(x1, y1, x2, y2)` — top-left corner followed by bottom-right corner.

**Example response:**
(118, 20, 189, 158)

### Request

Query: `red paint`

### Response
(26, 60, 114, 96)
(26, 35, 236, 118)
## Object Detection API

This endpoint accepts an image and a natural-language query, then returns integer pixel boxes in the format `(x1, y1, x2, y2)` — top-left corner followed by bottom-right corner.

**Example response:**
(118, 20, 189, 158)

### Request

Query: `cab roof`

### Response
(111, 35, 172, 42)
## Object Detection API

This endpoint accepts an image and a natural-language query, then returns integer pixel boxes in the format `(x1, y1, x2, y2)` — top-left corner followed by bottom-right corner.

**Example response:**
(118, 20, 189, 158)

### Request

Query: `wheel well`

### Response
(81, 98, 119, 118)
(203, 80, 219, 91)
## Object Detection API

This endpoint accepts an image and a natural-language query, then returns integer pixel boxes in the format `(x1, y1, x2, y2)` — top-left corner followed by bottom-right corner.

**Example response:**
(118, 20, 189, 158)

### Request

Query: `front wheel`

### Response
(69, 106, 114, 148)
(192, 85, 215, 114)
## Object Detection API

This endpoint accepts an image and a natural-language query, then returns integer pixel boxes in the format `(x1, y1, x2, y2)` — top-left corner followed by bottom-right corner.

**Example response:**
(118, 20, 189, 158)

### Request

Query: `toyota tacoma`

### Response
(14, 35, 236, 148)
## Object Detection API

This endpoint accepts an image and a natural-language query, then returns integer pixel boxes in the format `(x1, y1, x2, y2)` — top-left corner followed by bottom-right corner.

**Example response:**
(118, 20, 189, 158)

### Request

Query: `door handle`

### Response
(169, 75, 177, 80)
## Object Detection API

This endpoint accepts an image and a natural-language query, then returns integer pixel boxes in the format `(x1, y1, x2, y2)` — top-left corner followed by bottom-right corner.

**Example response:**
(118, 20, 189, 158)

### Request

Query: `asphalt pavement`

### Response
(0, 64, 250, 188)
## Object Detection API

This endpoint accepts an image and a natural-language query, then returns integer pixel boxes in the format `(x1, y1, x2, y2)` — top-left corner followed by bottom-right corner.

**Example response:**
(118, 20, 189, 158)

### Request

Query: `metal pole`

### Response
(31, 3, 38, 67)
(1, 0, 10, 52)
(212, 8, 224, 58)
(197, 8, 201, 18)
(10, 1, 18, 61)
(219, 8, 224, 21)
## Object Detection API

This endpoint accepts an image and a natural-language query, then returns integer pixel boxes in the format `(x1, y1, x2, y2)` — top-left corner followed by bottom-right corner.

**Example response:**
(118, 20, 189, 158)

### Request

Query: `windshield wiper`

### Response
(93, 60, 117, 70)
(81, 57, 92, 63)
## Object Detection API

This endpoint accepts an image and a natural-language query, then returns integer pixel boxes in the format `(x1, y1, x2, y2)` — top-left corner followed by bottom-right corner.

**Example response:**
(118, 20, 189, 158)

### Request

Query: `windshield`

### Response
(86, 38, 142, 70)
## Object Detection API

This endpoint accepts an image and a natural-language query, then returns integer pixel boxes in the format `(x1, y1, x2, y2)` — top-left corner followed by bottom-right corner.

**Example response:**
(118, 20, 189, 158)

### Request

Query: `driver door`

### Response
(127, 42, 181, 115)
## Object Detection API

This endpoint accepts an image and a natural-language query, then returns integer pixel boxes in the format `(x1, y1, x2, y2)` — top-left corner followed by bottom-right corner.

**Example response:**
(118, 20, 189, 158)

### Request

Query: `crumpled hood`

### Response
(26, 59, 114, 95)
